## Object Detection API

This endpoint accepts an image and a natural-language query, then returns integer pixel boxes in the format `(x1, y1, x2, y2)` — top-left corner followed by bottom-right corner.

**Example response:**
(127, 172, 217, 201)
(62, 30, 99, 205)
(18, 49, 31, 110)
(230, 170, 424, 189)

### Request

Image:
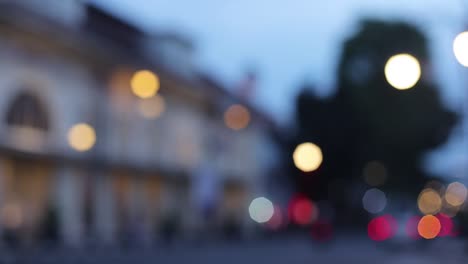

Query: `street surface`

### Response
(0, 235, 466, 263)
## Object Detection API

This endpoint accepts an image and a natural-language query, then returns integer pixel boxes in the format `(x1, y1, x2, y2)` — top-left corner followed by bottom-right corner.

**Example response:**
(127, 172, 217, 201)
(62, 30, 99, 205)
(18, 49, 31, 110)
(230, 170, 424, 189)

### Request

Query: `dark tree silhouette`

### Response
(289, 20, 458, 225)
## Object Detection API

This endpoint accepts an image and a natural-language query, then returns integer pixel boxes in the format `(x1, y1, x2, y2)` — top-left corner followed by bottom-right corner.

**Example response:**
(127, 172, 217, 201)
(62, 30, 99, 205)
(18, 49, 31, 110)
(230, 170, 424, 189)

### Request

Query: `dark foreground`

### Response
(0, 236, 466, 264)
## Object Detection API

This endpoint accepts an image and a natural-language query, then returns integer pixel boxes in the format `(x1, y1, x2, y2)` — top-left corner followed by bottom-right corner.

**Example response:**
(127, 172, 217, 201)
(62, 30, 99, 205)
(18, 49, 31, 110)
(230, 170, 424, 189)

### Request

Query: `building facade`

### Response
(0, 2, 282, 247)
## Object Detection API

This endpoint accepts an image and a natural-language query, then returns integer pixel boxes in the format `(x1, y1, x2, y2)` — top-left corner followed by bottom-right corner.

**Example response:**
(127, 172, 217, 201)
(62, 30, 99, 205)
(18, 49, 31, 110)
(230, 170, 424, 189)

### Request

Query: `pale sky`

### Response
(92, 0, 466, 120)
(91, 0, 468, 178)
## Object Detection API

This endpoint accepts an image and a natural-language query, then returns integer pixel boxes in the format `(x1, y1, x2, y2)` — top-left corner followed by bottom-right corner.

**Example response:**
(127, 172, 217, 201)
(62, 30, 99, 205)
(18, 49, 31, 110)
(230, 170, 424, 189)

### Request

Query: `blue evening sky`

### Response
(92, 0, 468, 178)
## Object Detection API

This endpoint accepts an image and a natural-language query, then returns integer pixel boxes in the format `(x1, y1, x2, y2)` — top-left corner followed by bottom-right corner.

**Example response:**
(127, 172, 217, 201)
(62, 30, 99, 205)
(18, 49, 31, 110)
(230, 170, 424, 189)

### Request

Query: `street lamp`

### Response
(453, 31, 468, 67)
(384, 53, 421, 90)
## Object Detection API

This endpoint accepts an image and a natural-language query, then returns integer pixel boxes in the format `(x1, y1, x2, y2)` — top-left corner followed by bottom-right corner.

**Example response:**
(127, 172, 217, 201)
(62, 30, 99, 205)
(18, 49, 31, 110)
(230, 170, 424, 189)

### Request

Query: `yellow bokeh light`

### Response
(67, 123, 96, 152)
(417, 188, 442, 215)
(417, 215, 441, 239)
(131, 70, 160, 98)
(224, 104, 250, 131)
(453, 31, 468, 67)
(384, 53, 421, 90)
(445, 182, 467, 207)
(293, 142, 323, 172)
(138, 94, 165, 119)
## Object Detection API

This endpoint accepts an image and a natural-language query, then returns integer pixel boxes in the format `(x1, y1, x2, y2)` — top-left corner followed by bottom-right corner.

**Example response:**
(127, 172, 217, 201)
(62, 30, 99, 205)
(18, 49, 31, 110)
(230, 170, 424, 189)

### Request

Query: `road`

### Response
(0, 236, 467, 263)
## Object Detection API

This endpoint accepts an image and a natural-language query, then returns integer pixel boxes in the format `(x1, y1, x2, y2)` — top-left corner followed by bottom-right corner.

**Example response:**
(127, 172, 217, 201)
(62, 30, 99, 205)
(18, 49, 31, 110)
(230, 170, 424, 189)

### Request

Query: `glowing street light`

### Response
(293, 142, 323, 172)
(384, 54, 421, 90)
(224, 104, 250, 131)
(417, 188, 442, 215)
(445, 182, 467, 207)
(454, 31, 468, 67)
(249, 197, 274, 223)
(67, 123, 96, 152)
(417, 215, 441, 239)
(131, 70, 160, 98)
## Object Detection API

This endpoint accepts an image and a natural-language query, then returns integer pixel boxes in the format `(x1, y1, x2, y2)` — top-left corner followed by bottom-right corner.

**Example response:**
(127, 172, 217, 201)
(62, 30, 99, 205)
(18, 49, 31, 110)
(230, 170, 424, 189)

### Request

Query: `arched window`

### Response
(6, 92, 49, 131)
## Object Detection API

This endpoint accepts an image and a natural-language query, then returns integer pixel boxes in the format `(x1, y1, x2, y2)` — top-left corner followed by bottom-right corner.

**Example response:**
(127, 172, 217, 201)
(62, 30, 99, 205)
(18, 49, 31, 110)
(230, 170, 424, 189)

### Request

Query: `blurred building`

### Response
(0, 2, 282, 247)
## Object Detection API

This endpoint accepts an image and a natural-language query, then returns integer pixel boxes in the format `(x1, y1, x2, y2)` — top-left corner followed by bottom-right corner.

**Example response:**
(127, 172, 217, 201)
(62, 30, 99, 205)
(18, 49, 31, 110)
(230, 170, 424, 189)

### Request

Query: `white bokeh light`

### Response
(249, 197, 274, 223)
(293, 142, 323, 172)
(384, 53, 421, 90)
(454, 31, 468, 67)
(445, 182, 467, 207)
(362, 188, 387, 214)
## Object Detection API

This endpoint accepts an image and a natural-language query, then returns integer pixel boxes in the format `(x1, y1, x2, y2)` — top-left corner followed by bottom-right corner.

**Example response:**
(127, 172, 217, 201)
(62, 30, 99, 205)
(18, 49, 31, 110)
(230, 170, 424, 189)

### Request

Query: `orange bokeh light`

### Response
(224, 104, 250, 131)
(417, 215, 441, 239)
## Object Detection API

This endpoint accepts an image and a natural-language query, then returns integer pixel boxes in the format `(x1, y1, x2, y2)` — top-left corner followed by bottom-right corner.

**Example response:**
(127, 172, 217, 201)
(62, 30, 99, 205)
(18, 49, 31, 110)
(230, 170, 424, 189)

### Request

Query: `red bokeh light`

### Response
(436, 214, 453, 237)
(405, 215, 422, 239)
(368, 215, 397, 241)
(288, 195, 318, 226)
(311, 220, 333, 242)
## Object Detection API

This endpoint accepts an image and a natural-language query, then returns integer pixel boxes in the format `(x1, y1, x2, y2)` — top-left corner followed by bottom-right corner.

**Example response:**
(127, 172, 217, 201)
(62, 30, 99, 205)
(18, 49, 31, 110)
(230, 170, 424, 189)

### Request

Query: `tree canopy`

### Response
(290, 20, 457, 218)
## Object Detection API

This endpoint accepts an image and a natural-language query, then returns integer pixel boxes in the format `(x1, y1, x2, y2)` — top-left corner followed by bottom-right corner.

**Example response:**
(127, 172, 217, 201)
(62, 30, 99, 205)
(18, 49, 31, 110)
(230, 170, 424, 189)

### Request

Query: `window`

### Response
(6, 92, 49, 131)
